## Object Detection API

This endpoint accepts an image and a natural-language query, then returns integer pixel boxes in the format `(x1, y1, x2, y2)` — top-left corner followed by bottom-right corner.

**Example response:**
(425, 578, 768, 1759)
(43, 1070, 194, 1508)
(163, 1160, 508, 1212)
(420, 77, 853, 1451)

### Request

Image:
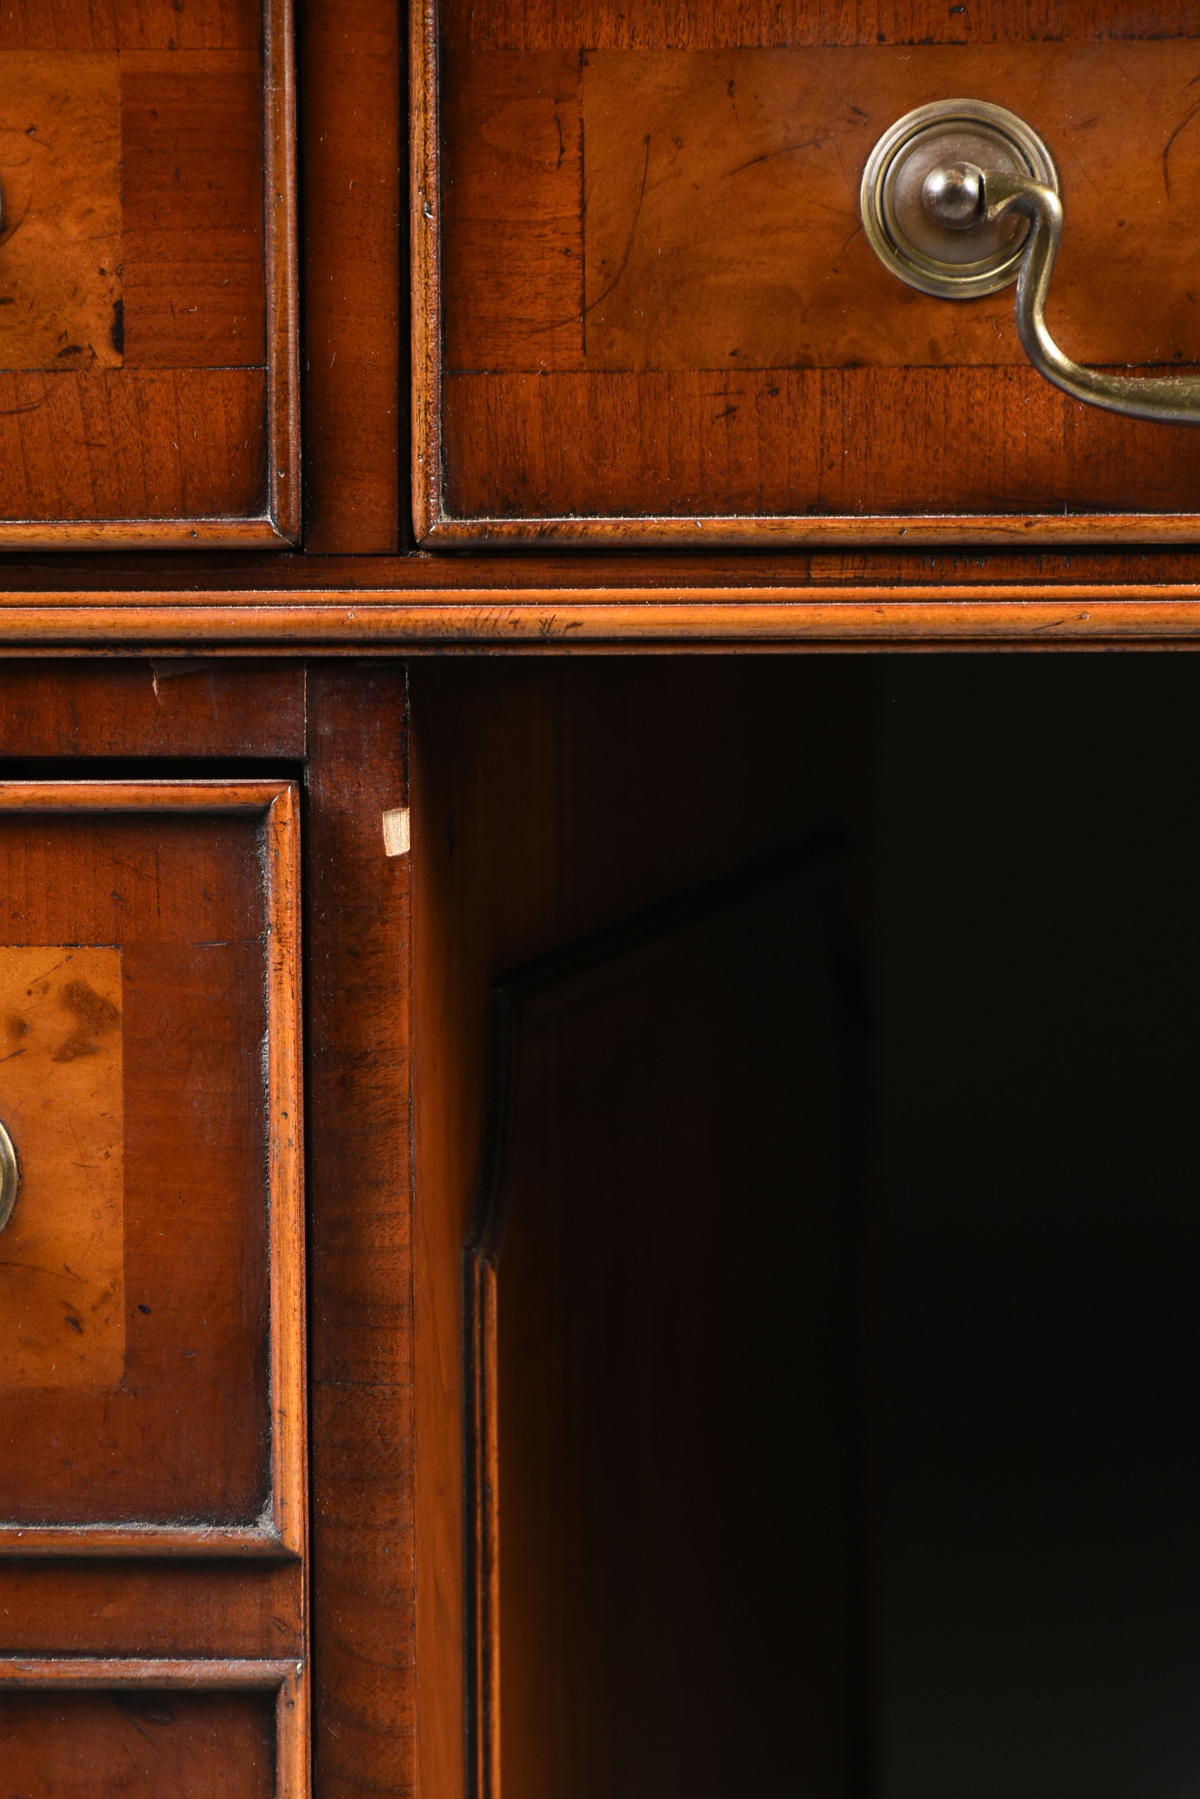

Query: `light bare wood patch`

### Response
(582, 43, 1200, 371)
(0, 946, 124, 1389)
(0, 52, 122, 372)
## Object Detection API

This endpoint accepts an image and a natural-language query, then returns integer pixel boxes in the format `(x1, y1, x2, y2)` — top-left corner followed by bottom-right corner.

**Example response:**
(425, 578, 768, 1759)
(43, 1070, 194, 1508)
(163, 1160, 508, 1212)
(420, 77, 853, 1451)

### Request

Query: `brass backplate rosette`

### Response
(860, 98, 1060, 299)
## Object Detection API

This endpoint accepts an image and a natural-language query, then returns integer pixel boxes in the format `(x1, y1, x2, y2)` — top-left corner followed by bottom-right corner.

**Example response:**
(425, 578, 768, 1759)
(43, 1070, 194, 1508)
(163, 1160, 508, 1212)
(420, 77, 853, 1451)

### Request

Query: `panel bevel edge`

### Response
(0, 780, 305, 1558)
(0, 520, 292, 551)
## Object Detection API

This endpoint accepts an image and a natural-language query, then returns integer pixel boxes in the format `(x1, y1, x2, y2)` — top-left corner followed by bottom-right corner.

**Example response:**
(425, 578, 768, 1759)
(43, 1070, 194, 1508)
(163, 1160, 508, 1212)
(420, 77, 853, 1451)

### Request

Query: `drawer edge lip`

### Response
(0, 1657, 302, 1687)
(0, 519, 295, 551)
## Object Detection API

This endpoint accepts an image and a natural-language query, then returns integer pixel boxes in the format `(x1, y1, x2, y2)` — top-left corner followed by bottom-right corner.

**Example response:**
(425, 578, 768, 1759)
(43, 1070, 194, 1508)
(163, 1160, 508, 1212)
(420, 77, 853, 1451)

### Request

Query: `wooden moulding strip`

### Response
(0, 1659, 309, 1798)
(263, 783, 306, 1557)
(421, 516, 1200, 548)
(0, 782, 305, 1561)
(265, 0, 302, 544)
(410, 0, 443, 542)
(2, 591, 1200, 645)
(0, 1524, 295, 1559)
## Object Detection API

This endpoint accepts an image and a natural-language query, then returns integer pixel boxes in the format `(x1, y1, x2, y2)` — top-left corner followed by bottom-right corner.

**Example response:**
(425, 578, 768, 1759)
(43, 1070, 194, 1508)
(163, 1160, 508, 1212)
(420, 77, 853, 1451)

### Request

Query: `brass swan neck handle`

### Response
(860, 99, 1200, 427)
(0, 1119, 17, 1235)
(924, 161, 1200, 426)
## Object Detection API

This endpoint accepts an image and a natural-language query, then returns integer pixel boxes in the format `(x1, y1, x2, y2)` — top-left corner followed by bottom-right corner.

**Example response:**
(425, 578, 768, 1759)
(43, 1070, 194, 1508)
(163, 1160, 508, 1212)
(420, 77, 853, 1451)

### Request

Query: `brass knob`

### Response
(0, 1119, 18, 1235)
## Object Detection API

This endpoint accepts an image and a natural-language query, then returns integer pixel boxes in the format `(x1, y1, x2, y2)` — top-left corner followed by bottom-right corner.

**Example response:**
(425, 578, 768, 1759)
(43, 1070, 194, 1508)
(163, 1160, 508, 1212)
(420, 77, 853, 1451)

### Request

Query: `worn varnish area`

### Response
(0, 946, 124, 1389)
(0, 54, 122, 371)
(0, 1689, 275, 1799)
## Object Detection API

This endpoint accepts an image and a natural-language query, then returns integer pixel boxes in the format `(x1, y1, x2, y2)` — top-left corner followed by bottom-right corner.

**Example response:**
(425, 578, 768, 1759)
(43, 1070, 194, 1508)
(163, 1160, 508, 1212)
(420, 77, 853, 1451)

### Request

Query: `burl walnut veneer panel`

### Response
(423, 0, 1200, 544)
(0, 0, 296, 546)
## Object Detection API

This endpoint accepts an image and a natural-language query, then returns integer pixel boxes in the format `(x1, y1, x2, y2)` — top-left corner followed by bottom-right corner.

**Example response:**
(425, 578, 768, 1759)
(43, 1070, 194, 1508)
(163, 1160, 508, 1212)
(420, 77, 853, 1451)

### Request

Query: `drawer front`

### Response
(416, 0, 1200, 548)
(0, 5, 296, 548)
(0, 782, 303, 1552)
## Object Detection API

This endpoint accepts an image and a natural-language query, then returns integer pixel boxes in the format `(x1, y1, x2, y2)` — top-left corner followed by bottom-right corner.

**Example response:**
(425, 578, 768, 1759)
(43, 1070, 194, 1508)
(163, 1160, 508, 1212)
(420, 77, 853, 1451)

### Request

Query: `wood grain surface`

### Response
(301, 0, 403, 552)
(470, 860, 866, 1799)
(0, 367, 267, 522)
(0, 0, 262, 51)
(0, 659, 306, 757)
(121, 52, 266, 369)
(439, 366, 1200, 523)
(306, 667, 414, 1799)
(439, 0, 1200, 49)
(0, 1561, 304, 1656)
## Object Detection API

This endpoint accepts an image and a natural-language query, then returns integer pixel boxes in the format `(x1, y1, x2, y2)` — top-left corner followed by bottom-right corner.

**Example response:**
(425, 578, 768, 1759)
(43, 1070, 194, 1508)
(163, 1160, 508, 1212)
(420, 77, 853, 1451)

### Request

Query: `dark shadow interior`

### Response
(475, 653, 1200, 1799)
(875, 655, 1200, 1799)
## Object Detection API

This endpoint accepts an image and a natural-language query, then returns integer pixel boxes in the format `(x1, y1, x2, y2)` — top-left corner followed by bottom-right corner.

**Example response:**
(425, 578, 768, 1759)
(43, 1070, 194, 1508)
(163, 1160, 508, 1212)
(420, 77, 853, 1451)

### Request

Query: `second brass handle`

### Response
(925, 161, 1200, 426)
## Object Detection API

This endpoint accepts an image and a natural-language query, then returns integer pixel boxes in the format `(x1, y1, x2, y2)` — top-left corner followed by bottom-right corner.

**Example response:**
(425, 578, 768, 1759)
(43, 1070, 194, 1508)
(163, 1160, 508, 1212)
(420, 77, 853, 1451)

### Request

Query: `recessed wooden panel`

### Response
(0, 1661, 307, 1798)
(0, 784, 303, 1550)
(0, 1688, 276, 1798)
(421, 0, 1200, 544)
(0, 2, 295, 546)
(468, 860, 866, 1799)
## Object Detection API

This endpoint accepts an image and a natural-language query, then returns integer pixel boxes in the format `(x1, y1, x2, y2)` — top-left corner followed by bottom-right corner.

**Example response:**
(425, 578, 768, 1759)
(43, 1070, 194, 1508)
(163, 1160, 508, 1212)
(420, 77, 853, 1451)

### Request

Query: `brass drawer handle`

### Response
(0, 1119, 17, 1235)
(862, 99, 1200, 426)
